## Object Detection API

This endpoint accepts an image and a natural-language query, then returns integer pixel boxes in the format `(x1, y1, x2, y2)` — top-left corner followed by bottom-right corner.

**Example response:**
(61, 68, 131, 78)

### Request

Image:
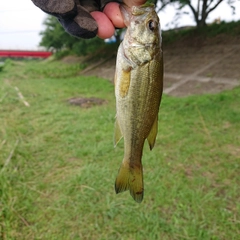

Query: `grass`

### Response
(0, 59, 240, 239)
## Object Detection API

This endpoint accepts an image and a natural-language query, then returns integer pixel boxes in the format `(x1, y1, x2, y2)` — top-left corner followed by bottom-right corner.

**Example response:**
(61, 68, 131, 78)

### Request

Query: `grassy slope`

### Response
(0, 57, 239, 239)
(162, 20, 240, 47)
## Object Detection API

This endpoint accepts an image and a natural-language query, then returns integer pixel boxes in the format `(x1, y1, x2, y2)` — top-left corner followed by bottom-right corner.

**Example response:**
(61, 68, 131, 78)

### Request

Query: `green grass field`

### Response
(0, 59, 239, 239)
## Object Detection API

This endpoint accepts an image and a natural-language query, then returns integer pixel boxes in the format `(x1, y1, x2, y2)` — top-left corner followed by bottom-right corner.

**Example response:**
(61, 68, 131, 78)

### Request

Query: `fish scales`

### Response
(114, 3, 163, 203)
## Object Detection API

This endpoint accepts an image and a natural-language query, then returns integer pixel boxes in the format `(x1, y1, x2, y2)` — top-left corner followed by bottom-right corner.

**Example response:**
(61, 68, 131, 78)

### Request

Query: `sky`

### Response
(0, 0, 240, 50)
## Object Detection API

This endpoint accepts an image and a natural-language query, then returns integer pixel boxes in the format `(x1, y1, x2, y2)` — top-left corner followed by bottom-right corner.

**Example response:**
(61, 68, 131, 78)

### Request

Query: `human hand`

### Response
(97, 0, 147, 38)
(31, 0, 146, 39)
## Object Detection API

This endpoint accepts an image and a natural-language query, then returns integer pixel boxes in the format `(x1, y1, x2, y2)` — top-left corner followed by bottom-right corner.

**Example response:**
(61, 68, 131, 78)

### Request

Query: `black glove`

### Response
(31, 0, 122, 39)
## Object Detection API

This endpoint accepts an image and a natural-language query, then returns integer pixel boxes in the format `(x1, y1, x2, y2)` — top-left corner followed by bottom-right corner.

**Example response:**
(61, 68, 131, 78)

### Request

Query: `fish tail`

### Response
(115, 160, 144, 203)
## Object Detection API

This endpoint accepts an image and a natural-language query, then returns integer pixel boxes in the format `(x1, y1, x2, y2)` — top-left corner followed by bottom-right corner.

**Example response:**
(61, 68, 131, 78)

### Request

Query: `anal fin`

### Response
(147, 116, 158, 150)
(114, 117, 123, 147)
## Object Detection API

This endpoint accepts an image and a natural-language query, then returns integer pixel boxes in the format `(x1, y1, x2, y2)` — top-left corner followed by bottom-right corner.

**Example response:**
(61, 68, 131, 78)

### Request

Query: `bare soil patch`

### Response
(68, 97, 107, 108)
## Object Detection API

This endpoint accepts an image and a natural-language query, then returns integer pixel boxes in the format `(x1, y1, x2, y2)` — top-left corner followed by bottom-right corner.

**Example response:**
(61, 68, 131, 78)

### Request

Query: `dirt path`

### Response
(80, 43, 240, 97)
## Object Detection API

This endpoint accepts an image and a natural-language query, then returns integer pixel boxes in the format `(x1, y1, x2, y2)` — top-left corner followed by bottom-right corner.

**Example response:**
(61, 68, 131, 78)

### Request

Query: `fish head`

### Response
(120, 4, 161, 48)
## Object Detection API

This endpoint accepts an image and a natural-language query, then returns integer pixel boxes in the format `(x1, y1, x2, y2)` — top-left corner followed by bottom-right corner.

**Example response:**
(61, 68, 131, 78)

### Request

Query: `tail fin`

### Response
(115, 161, 144, 203)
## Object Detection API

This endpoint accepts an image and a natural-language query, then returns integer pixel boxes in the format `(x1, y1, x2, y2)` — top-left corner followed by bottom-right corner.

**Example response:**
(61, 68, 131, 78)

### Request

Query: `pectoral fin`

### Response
(119, 70, 131, 98)
(114, 118, 123, 147)
(147, 116, 158, 150)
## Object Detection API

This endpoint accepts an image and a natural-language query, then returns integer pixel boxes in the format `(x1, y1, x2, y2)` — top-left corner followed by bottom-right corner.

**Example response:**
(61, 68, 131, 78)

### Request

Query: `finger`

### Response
(91, 11, 115, 39)
(59, 18, 97, 39)
(103, 2, 125, 28)
(32, 0, 77, 18)
(123, 0, 146, 8)
(60, 5, 98, 39)
(80, 0, 100, 12)
(100, 0, 123, 10)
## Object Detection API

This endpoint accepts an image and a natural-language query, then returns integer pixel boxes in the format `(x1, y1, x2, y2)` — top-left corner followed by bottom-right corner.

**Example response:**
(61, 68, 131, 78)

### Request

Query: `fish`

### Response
(114, 3, 164, 203)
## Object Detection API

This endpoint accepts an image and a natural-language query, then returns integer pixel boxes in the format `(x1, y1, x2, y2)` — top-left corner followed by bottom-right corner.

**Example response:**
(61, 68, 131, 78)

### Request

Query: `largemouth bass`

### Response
(114, 3, 163, 203)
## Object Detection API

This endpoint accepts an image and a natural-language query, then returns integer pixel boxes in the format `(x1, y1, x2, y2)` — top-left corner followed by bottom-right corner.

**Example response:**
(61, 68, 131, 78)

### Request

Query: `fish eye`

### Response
(148, 20, 157, 31)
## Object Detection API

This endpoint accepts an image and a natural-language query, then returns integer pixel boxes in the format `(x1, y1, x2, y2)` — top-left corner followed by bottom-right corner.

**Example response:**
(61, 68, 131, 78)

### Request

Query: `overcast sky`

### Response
(0, 0, 239, 50)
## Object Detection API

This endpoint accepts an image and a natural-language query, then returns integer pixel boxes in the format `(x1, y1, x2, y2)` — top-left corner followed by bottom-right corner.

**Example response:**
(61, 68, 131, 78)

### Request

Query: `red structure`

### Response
(0, 50, 52, 58)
